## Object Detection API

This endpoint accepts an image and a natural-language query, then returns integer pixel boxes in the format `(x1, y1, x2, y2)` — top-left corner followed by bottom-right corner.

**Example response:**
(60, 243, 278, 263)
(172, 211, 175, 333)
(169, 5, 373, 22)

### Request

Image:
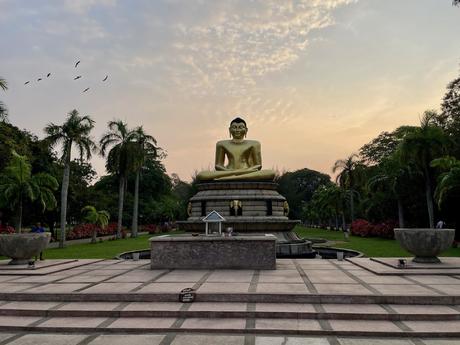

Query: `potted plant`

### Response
(394, 228, 455, 263)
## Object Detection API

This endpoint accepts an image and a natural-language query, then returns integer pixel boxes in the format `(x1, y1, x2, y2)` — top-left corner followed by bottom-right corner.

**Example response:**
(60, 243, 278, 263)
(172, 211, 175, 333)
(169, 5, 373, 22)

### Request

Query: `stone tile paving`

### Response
(108, 317, 177, 328)
(0, 301, 60, 310)
(255, 303, 315, 312)
(255, 318, 322, 331)
(188, 302, 247, 311)
(180, 317, 246, 329)
(403, 320, 460, 332)
(255, 337, 330, 345)
(79, 282, 143, 293)
(337, 339, 414, 345)
(4, 333, 88, 345)
(0, 316, 41, 326)
(122, 302, 183, 311)
(171, 334, 244, 345)
(328, 319, 403, 332)
(39, 316, 108, 328)
(57, 302, 120, 311)
(0, 258, 460, 297)
(88, 334, 165, 345)
(322, 303, 388, 314)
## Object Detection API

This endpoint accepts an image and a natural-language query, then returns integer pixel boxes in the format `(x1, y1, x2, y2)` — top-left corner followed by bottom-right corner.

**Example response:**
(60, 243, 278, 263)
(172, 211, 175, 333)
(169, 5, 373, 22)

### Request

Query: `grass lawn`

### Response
(39, 227, 460, 259)
(294, 225, 460, 258)
(43, 233, 160, 259)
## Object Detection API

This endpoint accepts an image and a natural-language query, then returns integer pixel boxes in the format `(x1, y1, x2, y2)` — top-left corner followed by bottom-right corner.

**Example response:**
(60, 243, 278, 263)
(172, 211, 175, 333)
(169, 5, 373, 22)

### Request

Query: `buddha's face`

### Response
(229, 122, 247, 140)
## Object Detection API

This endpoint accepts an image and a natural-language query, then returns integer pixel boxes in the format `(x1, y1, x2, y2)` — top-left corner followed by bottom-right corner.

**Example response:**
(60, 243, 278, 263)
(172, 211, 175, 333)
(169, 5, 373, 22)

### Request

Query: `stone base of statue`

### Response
(177, 181, 313, 258)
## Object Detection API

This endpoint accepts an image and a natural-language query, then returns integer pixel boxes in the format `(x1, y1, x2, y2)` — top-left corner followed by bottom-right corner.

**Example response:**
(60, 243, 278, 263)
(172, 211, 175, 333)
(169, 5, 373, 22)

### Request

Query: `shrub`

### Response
(67, 222, 122, 240)
(0, 224, 15, 234)
(141, 224, 159, 234)
(350, 219, 396, 239)
(350, 219, 373, 237)
(371, 220, 397, 239)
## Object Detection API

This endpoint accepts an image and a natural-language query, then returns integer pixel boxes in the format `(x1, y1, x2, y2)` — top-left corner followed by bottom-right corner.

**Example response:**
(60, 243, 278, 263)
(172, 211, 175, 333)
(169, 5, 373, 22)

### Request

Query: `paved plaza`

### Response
(0, 258, 458, 344)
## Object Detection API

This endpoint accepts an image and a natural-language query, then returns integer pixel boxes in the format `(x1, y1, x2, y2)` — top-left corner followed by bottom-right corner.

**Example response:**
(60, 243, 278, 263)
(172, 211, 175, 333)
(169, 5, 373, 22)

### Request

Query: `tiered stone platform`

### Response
(0, 258, 459, 343)
(177, 181, 300, 233)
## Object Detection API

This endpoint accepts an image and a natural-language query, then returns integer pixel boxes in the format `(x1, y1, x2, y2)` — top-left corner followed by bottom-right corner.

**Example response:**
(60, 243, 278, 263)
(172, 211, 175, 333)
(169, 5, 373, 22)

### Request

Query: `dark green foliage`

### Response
(277, 168, 331, 220)
(359, 126, 414, 165)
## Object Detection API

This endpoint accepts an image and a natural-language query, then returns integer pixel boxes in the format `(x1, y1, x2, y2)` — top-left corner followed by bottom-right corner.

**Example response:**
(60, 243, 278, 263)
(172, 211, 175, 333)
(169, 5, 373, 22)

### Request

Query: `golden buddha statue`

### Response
(196, 117, 276, 182)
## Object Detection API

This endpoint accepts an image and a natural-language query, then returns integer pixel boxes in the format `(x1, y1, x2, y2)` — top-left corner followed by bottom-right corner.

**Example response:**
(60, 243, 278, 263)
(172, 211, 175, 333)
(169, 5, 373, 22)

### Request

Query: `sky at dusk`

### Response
(1, 0, 460, 181)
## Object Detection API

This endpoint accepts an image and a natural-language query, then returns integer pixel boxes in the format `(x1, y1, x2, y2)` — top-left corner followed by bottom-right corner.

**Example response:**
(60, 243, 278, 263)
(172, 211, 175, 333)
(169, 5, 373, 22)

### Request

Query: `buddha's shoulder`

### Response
(216, 140, 231, 146)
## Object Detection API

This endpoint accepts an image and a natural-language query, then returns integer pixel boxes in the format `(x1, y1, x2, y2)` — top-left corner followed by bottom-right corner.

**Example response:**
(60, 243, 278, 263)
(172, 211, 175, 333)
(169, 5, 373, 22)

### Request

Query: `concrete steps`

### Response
(0, 302, 458, 321)
(0, 318, 459, 338)
(0, 299, 459, 338)
(2, 292, 460, 304)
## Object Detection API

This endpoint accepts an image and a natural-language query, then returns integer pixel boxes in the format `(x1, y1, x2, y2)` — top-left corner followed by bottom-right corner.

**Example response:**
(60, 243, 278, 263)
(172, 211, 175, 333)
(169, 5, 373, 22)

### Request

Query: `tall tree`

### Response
(276, 168, 331, 220)
(367, 153, 410, 228)
(0, 77, 8, 122)
(441, 75, 460, 157)
(399, 111, 449, 228)
(0, 151, 58, 232)
(100, 120, 136, 239)
(130, 126, 160, 237)
(431, 156, 460, 208)
(332, 154, 364, 224)
(44, 110, 96, 247)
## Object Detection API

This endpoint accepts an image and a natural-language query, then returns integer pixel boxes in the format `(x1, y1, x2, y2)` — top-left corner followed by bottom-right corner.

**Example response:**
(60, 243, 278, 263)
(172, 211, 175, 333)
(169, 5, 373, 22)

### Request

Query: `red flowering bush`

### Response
(350, 219, 373, 237)
(67, 222, 121, 240)
(371, 220, 397, 239)
(351, 219, 396, 239)
(141, 224, 159, 234)
(0, 224, 15, 234)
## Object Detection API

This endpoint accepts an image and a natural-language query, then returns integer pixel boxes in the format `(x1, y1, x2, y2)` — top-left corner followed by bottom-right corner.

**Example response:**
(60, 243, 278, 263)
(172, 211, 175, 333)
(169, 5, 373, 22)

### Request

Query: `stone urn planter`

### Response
(394, 228, 455, 263)
(0, 233, 51, 265)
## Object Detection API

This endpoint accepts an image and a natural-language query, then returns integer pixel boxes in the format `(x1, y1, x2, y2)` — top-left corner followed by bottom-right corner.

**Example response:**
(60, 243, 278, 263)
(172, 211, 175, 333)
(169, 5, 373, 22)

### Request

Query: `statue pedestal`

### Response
(178, 181, 299, 232)
(177, 181, 313, 258)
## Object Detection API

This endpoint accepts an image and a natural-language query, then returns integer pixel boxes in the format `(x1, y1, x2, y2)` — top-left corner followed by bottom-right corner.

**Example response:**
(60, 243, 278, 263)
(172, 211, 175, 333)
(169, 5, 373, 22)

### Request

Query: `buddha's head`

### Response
(229, 117, 247, 139)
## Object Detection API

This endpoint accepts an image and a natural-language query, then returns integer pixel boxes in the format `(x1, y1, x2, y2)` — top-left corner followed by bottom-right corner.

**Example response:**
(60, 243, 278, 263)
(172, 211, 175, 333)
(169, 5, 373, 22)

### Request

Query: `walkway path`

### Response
(0, 258, 458, 344)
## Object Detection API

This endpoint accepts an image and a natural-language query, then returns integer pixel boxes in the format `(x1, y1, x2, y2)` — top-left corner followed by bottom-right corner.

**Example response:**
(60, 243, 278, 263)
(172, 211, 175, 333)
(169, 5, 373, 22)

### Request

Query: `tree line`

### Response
(0, 106, 195, 248)
(304, 69, 460, 238)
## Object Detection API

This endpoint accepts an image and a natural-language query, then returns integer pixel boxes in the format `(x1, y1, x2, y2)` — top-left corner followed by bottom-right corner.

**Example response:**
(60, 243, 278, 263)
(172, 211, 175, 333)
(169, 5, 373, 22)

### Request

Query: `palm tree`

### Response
(130, 126, 160, 237)
(99, 120, 136, 239)
(0, 77, 8, 122)
(44, 110, 96, 247)
(332, 153, 363, 224)
(367, 154, 409, 228)
(0, 151, 58, 232)
(431, 156, 460, 208)
(399, 111, 449, 228)
(81, 206, 110, 243)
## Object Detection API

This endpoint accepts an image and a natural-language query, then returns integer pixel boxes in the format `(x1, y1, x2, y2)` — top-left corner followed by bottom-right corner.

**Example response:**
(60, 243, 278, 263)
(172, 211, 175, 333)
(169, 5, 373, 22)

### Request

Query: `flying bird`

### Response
(102, 75, 108, 82)
(83, 87, 90, 92)
(37, 78, 42, 81)
(47, 73, 51, 77)
(24, 81, 30, 85)
(74, 76, 82, 80)
(75, 60, 80, 68)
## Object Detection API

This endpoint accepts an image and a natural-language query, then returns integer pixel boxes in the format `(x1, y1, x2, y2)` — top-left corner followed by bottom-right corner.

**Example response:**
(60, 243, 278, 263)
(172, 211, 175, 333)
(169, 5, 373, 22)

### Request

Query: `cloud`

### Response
(63, 0, 116, 14)
(167, 0, 355, 96)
